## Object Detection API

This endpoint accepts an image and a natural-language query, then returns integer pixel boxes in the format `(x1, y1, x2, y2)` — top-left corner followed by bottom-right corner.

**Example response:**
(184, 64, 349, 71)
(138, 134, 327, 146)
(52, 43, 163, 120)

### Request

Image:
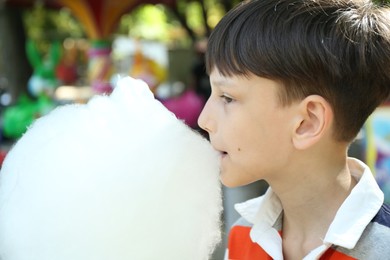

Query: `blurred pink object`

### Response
(161, 90, 205, 128)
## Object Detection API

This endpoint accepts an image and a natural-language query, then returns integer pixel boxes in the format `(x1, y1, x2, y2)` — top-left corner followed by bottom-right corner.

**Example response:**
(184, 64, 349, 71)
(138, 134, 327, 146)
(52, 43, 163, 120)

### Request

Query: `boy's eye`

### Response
(220, 94, 234, 104)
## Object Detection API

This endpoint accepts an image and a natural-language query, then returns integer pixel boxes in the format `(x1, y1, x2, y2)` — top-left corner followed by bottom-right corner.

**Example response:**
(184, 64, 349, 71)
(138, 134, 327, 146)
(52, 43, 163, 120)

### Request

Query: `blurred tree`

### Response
(0, 5, 32, 102)
(117, 0, 240, 47)
(118, 4, 170, 42)
(166, 0, 239, 41)
(23, 2, 84, 53)
(0, 1, 85, 102)
(169, 1, 239, 59)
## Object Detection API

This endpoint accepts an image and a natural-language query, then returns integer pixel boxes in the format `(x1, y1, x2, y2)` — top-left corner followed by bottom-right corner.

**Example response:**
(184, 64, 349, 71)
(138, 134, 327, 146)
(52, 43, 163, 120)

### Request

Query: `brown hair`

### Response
(206, 0, 390, 142)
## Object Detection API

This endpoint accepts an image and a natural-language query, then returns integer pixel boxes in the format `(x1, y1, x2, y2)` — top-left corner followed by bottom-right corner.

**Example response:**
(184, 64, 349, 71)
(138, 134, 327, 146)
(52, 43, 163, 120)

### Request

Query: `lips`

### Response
(209, 140, 226, 157)
(212, 147, 227, 159)
(219, 151, 228, 160)
(212, 146, 226, 156)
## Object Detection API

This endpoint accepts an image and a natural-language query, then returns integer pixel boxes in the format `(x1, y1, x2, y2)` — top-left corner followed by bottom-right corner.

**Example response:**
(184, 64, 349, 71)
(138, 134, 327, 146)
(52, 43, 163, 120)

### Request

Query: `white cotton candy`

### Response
(0, 77, 222, 260)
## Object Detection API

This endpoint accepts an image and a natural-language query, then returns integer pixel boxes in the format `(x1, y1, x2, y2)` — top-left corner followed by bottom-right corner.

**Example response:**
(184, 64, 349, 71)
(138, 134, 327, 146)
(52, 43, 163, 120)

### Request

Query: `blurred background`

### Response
(0, 0, 389, 259)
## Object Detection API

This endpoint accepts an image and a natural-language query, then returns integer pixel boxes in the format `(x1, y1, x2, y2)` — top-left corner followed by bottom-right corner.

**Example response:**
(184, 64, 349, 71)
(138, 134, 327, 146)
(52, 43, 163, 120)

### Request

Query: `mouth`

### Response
(219, 151, 228, 158)
(212, 148, 227, 158)
(210, 141, 227, 158)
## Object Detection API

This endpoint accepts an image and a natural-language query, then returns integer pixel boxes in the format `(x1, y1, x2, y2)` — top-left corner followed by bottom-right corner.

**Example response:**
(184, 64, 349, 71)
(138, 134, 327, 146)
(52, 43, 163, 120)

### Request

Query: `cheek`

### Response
(232, 137, 261, 166)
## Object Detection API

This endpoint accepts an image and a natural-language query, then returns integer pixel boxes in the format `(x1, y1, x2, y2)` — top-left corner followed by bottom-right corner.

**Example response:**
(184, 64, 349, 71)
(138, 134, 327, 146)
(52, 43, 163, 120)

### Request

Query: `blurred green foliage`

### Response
(22, 0, 240, 49)
(23, 2, 84, 53)
(117, 0, 229, 46)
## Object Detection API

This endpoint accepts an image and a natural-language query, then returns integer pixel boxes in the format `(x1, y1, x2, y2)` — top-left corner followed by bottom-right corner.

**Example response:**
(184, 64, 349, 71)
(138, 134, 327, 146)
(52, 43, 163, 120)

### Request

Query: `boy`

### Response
(198, 0, 390, 259)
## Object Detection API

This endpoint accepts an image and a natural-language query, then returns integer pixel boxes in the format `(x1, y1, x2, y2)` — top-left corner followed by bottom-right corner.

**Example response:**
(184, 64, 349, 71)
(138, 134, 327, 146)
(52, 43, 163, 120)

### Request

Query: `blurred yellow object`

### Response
(130, 48, 167, 93)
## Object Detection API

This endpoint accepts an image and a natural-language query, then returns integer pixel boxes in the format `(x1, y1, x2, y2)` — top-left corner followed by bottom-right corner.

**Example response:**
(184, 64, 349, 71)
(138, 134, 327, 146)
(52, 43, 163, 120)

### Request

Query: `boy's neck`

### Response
(269, 143, 357, 258)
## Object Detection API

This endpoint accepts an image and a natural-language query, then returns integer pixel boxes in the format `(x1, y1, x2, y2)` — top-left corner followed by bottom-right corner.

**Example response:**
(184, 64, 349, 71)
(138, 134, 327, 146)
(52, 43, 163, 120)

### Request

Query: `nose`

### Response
(197, 98, 215, 134)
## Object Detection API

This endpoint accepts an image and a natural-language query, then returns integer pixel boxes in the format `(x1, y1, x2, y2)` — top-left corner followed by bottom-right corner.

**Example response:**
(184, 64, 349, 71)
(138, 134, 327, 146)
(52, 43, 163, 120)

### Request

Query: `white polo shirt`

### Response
(227, 158, 385, 260)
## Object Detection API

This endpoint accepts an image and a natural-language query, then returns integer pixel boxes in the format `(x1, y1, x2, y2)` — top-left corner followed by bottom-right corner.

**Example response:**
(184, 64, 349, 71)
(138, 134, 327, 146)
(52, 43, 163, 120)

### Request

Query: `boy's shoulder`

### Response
(334, 203, 390, 258)
(372, 203, 390, 228)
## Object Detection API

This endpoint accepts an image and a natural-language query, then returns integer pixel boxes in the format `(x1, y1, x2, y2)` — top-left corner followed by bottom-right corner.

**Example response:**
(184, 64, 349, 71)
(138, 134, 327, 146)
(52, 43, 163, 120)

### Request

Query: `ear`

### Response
(292, 95, 333, 150)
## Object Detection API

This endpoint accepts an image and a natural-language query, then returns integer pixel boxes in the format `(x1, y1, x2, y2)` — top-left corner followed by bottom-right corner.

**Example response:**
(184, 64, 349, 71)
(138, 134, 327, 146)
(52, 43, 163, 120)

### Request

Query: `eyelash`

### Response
(220, 94, 234, 104)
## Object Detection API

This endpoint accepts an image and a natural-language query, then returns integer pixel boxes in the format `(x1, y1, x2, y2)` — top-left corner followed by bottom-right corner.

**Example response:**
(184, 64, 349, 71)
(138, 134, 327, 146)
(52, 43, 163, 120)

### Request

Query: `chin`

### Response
(220, 170, 260, 188)
(220, 173, 243, 188)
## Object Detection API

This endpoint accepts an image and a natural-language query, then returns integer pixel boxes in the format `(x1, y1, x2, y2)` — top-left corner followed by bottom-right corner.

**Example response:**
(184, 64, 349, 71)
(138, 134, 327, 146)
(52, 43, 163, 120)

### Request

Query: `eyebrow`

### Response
(210, 78, 233, 88)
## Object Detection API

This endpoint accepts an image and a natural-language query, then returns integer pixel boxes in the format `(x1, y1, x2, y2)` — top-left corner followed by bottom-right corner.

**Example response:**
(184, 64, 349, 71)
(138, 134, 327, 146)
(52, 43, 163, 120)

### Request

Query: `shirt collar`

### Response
(323, 158, 384, 248)
(235, 188, 284, 260)
(234, 158, 384, 259)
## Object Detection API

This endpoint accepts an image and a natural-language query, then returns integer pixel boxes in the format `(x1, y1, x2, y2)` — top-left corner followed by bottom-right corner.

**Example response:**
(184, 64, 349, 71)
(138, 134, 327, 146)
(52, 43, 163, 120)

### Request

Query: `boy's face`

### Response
(198, 69, 298, 187)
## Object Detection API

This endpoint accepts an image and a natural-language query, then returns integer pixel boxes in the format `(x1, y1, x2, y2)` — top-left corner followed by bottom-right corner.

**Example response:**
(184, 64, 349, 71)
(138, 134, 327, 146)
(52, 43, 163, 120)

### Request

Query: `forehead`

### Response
(209, 68, 281, 89)
(209, 68, 250, 87)
(210, 68, 284, 104)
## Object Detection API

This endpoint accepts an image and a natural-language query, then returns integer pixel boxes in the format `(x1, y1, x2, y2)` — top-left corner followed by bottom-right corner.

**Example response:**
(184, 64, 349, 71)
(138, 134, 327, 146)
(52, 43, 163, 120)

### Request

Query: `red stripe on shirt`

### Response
(228, 225, 272, 260)
(228, 225, 357, 260)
